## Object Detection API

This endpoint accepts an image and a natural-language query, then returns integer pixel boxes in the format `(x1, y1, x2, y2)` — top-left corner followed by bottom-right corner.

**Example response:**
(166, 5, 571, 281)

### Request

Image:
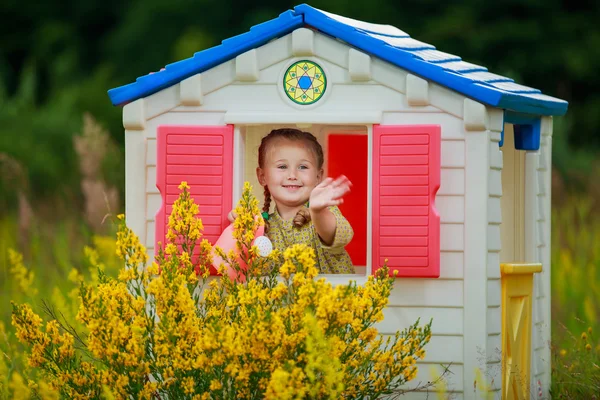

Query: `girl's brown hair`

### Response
(258, 128, 324, 233)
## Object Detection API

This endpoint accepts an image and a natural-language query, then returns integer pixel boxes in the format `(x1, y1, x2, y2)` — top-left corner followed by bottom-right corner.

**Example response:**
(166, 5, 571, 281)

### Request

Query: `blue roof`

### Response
(108, 4, 568, 116)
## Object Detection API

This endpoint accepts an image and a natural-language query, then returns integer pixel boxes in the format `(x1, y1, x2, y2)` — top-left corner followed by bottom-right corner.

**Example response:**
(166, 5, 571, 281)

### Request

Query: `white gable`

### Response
(123, 28, 503, 132)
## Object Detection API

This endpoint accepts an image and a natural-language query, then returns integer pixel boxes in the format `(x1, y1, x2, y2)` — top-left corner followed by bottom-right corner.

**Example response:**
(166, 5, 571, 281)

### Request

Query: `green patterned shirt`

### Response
(267, 206, 355, 274)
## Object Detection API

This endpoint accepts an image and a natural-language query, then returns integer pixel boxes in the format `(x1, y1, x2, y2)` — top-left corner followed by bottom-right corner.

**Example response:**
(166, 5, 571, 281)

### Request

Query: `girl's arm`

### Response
(309, 176, 352, 246)
(310, 207, 338, 245)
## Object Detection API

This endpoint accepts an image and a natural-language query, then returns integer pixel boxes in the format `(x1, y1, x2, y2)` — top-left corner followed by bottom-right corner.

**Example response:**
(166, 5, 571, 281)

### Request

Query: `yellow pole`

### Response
(500, 263, 542, 400)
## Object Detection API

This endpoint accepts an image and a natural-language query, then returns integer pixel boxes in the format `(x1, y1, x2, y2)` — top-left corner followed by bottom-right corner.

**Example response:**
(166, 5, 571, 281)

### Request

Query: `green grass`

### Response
(0, 215, 121, 328)
(551, 196, 600, 331)
(550, 195, 600, 397)
(1, 215, 87, 320)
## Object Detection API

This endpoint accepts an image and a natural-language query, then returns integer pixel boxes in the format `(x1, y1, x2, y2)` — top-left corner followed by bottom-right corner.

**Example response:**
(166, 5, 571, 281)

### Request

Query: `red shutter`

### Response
(327, 133, 368, 266)
(372, 125, 441, 278)
(155, 125, 233, 275)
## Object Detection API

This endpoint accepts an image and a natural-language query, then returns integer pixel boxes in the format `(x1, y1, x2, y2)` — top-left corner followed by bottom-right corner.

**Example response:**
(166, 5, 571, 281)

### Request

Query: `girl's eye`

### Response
(277, 165, 287, 169)
(299, 165, 308, 170)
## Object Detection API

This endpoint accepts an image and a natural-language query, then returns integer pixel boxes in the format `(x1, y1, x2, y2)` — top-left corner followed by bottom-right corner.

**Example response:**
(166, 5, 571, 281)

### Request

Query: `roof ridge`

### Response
(107, 4, 568, 116)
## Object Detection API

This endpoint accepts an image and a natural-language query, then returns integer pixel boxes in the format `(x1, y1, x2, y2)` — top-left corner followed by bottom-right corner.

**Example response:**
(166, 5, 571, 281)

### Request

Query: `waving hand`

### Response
(309, 175, 352, 212)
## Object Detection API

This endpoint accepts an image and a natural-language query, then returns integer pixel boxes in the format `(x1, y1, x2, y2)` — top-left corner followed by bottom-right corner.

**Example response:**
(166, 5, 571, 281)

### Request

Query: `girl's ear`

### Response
(317, 168, 324, 182)
(256, 167, 266, 186)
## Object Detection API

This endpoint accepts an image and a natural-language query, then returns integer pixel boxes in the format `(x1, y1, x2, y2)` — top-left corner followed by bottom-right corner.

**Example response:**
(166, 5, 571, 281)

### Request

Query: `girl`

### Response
(230, 128, 355, 274)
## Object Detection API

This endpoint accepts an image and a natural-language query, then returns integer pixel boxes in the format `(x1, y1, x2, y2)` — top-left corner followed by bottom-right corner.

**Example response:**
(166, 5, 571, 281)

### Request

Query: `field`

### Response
(0, 191, 598, 398)
(549, 194, 600, 397)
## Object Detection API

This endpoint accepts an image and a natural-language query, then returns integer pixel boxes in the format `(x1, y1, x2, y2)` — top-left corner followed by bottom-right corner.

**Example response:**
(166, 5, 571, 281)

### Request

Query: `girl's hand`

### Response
(227, 210, 237, 223)
(309, 175, 352, 212)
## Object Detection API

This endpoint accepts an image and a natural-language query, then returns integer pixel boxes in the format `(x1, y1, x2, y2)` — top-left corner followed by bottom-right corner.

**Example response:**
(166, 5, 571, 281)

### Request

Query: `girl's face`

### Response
(257, 140, 323, 209)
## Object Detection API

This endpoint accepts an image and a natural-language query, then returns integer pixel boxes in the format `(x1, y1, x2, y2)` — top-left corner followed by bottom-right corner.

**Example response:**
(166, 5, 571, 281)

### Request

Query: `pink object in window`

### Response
(372, 125, 441, 278)
(155, 125, 233, 275)
(211, 222, 270, 283)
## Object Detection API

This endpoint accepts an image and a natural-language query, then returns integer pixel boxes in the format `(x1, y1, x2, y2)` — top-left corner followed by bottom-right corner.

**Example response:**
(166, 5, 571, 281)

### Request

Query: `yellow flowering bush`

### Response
(10, 181, 432, 399)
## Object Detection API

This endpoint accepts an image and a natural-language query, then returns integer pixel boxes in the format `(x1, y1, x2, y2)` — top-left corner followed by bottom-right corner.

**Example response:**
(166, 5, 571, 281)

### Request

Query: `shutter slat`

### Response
(379, 216, 429, 226)
(380, 206, 429, 216)
(166, 184, 223, 195)
(380, 195, 429, 206)
(381, 135, 429, 145)
(380, 236, 428, 247)
(379, 257, 429, 267)
(166, 175, 223, 185)
(372, 125, 441, 278)
(167, 134, 224, 145)
(380, 247, 429, 256)
(381, 155, 429, 165)
(380, 165, 428, 175)
(167, 144, 225, 155)
(380, 176, 429, 185)
(167, 165, 223, 175)
(378, 185, 429, 195)
(380, 226, 428, 236)
(380, 145, 430, 155)
(166, 155, 223, 165)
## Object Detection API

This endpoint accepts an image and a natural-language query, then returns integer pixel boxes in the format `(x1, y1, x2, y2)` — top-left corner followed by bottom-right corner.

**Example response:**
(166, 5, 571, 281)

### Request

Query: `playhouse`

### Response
(108, 5, 568, 399)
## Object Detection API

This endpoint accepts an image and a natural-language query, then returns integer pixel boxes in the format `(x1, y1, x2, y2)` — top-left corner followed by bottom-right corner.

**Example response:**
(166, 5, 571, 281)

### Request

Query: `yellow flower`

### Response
(8, 372, 31, 400)
(559, 349, 567, 357)
(84, 245, 106, 285)
(165, 243, 177, 256)
(147, 262, 160, 276)
(585, 343, 592, 351)
(182, 376, 195, 394)
(67, 268, 84, 283)
(178, 181, 190, 190)
(209, 379, 222, 391)
(8, 249, 38, 295)
(139, 381, 159, 400)
(37, 381, 59, 400)
(118, 267, 136, 282)
(231, 182, 261, 246)
(581, 332, 588, 341)
(11, 303, 45, 345)
(115, 218, 148, 268)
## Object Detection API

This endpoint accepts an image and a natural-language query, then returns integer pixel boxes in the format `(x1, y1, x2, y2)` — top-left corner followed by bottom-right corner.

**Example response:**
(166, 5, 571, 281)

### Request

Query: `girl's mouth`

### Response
(283, 185, 302, 190)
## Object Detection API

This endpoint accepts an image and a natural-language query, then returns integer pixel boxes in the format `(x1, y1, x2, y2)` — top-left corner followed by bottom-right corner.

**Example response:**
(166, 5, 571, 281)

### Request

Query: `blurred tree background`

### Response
(0, 0, 598, 220)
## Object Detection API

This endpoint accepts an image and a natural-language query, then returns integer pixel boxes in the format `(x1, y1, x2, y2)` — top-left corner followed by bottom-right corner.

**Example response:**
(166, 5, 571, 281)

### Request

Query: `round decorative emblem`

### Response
(283, 60, 327, 105)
